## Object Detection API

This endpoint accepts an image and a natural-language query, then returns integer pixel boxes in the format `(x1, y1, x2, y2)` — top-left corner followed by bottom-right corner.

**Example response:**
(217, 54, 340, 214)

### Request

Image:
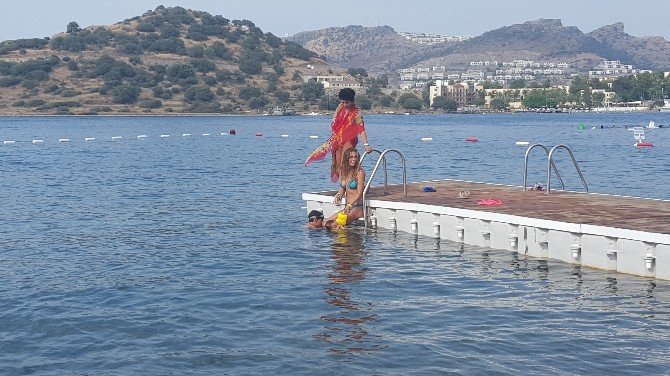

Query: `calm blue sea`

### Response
(1, 113, 670, 375)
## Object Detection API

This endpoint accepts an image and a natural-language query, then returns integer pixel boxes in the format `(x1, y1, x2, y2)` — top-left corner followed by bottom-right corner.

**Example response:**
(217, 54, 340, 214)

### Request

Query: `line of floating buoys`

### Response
(3, 132, 330, 145)
(465, 136, 478, 143)
(421, 137, 433, 142)
(515, 141, 529, 146)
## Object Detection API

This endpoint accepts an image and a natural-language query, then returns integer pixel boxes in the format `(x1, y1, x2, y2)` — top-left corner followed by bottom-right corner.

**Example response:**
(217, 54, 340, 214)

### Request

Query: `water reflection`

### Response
(315, 229, 383, 354)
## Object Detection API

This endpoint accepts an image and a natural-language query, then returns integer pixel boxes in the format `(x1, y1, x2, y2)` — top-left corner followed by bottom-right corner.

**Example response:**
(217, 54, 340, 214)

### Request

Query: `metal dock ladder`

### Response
(523, 143, 588, 194)
(360, 149, 407, 228)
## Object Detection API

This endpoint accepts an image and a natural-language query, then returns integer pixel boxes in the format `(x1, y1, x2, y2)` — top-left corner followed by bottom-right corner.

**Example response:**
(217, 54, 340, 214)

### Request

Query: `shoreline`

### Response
(0, 109, 665, 117)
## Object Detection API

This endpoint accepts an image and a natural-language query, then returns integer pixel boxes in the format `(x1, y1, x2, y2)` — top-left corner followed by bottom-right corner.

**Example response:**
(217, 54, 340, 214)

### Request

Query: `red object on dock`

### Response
(466, 136, 479, 143)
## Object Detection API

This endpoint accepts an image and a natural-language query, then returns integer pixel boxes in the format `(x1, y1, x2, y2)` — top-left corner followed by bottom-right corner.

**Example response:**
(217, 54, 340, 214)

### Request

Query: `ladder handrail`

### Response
(362, 149, 407, 228)
(359, 149, 388, 192)
(523, 143, 565, 191)
(546, 145, 588, 194)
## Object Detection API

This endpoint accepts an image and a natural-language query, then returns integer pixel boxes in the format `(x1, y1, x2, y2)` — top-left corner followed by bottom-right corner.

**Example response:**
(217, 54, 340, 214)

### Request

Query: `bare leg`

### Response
(346, 207, 364, 223)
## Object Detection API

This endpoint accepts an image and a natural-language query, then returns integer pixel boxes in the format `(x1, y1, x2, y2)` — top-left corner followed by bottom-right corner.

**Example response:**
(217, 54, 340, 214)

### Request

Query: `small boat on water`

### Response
(632, 126, 653, 147)
(270, 106, 296, 116)
(659, 100, 670, 112)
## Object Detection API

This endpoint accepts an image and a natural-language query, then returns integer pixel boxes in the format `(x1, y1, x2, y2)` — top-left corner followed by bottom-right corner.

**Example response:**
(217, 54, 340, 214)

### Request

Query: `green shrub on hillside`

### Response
(264, 33, 282, 49)
(184, 85, 214, 102)
(190, 58, 216, 73)
(183, 101, 220, 113)
(166, 63, 195, 81)
(205, 42, 231, 60)
(139, 99, 162, 108)
(147, 37, 187, 55)
(0, 38, 49, 55)
(284, 41, 316, 60)
(8, 56, 59, 77)
(112, 84, 141, 104)
(0, 77, 21, 87)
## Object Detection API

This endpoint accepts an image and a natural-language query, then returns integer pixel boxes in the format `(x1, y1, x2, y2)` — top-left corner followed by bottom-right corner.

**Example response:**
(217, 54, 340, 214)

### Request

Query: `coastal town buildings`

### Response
(301, 75, 361, 89)
(588, 60, 651, 78)
(397, 32, 472, 45)
(399, 59, 573, 88)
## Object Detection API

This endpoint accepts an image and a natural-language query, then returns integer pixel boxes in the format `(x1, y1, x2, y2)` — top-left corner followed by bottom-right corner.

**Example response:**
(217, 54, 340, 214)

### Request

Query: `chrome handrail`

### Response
(362, 149, 407, 228)
(523, 143, 564, 191)
(547, 145, 588, 194)
(359, 149, 387, 192)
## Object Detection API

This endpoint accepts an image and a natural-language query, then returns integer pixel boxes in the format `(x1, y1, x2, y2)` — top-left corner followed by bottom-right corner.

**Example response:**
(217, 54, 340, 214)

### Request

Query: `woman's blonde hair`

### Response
(340, 147, 360, 179)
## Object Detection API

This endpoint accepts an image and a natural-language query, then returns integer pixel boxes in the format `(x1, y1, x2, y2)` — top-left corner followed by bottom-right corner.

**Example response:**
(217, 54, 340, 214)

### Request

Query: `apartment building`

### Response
(429, 80, 483, 107)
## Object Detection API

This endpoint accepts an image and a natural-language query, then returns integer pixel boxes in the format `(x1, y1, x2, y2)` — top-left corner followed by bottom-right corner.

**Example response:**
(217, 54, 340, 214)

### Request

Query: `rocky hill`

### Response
(292, 25, 433, 74)
(588, 22, 670, 69)
(294, 19, 670, 75)
(0, 6, 337, 115)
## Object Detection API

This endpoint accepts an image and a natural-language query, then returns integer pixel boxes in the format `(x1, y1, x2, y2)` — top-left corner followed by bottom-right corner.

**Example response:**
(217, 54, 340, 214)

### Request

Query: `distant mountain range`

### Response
(293, 19, 670, 75)
(2, 9, 669, 116)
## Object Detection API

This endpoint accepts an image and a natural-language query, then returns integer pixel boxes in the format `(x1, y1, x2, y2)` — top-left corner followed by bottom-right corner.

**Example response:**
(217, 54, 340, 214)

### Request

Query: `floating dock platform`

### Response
(303, 179, 670, 280)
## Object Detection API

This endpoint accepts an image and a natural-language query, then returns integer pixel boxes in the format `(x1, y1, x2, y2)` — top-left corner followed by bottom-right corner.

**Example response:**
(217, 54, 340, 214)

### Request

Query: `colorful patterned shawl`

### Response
(304, 103, 365, 182)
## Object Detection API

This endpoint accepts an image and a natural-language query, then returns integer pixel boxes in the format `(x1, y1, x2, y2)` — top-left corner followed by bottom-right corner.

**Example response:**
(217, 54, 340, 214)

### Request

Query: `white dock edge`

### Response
(302, 192, 670, 280)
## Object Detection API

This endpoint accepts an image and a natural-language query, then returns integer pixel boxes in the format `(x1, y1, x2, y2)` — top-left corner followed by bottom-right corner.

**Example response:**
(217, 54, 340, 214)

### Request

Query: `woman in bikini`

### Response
(326, 147, 365, 228)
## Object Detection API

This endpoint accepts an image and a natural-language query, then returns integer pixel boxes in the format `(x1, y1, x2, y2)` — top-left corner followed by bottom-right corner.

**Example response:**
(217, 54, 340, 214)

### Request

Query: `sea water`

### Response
(1, 113, 669, 375)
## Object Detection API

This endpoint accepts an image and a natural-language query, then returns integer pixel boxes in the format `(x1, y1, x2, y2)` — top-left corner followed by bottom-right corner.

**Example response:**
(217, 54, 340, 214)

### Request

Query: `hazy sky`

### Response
(1, 0, 669, 42)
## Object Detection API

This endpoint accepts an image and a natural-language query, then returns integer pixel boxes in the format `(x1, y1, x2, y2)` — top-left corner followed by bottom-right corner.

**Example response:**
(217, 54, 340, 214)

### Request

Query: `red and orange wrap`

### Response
(304, 103, 365, 182)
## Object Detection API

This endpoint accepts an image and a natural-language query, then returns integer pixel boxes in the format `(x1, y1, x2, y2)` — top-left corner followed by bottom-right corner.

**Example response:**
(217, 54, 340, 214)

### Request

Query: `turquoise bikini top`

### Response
(341, 178, 357, 190)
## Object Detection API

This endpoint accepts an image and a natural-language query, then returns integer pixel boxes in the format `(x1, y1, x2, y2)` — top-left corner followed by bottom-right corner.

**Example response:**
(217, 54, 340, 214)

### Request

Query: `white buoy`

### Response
(421, 137, 433, 141)
(160, 134, 170, 138)
(309, 135, 319, 139)
(183, 133, 191, 137)
(111, 136, 123, 140)
(85, 137, 95, 141)
(32, 139, 43, 144)
(59, 138, 70, 142)
(3, 140, 16, 144)
(137, 135, 147, 139)
(280, 134, 289, 138)
(515, 141, 530, 146)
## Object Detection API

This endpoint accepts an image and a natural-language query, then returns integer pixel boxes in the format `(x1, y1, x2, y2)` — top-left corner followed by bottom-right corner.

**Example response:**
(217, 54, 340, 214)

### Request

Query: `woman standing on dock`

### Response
(305, 88, 372, 182)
